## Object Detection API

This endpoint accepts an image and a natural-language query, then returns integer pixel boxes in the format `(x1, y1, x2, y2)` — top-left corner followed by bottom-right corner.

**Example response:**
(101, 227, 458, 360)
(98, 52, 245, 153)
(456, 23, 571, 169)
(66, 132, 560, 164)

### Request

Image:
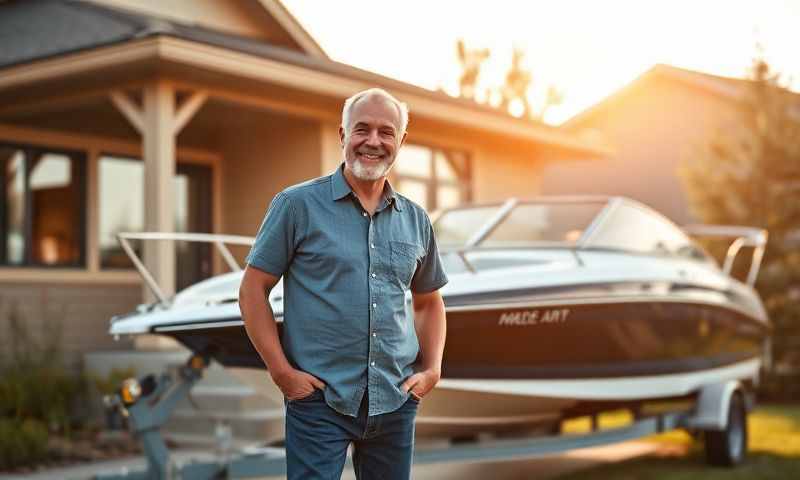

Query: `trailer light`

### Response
(120, 378, 142, 405)
(190, 355, 206, 370)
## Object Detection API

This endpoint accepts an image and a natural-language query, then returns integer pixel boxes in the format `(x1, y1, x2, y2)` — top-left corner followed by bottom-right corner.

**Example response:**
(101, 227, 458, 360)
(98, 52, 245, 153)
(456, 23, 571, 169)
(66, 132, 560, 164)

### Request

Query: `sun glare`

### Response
(283, 0, 800, 125)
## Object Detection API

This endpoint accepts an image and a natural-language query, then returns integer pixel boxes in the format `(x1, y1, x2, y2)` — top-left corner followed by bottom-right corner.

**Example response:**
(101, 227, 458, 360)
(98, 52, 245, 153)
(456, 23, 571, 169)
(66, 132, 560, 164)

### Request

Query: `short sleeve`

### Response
(245, 191, 296, 277)
(410, 216, 449, 293)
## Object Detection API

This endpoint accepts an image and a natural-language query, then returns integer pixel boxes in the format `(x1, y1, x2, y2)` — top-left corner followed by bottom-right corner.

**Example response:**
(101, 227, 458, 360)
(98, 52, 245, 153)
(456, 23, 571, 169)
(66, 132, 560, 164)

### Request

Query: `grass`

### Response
(555, 404, 800, 479)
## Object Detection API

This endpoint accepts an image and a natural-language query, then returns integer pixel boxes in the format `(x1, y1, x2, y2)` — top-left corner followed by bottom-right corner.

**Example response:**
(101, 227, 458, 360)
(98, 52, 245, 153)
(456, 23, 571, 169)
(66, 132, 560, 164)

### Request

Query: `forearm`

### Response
(414, 296, 446, 373)
(239, 283, 292, 378)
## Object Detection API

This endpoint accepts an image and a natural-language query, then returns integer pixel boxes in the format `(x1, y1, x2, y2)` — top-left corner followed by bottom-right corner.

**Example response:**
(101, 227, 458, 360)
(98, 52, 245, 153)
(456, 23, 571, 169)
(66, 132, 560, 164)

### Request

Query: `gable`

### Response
(85, 0, 324, 57)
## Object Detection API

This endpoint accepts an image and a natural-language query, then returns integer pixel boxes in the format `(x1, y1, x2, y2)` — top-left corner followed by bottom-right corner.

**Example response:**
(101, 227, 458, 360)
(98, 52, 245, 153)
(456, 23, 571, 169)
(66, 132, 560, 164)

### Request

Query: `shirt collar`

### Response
(330, 163, 402, 212)
(331, 163, 352, 201)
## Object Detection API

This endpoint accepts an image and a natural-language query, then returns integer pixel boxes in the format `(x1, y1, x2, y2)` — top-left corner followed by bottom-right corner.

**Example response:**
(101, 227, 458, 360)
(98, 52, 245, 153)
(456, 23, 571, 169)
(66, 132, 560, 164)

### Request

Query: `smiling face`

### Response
(340, 94, 407, 181)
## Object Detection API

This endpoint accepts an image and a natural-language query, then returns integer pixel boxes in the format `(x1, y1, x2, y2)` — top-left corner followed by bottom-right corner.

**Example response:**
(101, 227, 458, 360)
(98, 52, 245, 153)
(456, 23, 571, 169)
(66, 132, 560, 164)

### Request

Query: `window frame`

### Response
(391, 143, 471, 211)
(97, 152, 214, 276)
(0, 142, 87, 269)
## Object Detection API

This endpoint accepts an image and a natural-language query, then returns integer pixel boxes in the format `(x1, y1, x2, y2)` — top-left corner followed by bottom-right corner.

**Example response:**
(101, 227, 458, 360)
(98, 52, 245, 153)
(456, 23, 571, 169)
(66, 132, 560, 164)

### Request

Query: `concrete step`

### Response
(164, 406, 285, 444)
(177, 385, 280, 411)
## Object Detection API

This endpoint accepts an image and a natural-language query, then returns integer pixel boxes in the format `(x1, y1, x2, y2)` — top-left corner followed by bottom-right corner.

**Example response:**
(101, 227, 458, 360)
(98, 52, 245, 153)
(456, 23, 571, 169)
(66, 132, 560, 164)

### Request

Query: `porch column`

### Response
(142, 81, 176, 300)
(109, 83, 208, 305)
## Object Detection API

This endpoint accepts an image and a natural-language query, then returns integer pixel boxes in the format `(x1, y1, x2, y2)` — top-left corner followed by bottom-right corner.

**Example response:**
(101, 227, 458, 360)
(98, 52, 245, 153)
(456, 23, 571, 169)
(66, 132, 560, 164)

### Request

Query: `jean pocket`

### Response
(287, 388, 323, 404)
(390, 241, 420, 287)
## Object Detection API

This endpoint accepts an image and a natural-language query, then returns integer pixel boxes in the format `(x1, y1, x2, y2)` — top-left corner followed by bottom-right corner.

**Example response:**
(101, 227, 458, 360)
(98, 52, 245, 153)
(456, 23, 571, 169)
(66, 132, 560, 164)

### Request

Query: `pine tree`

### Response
(680, 56, 800, 397)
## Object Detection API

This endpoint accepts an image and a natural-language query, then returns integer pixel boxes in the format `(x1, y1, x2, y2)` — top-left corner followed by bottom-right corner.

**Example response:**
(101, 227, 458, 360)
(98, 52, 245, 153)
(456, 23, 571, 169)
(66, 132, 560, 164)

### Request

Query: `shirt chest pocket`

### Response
(390, 240, 422, 287)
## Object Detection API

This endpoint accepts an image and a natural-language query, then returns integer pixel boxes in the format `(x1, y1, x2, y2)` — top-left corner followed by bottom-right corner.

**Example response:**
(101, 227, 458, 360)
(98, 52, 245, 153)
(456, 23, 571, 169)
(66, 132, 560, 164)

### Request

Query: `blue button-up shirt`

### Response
(245, 164, 448, 417)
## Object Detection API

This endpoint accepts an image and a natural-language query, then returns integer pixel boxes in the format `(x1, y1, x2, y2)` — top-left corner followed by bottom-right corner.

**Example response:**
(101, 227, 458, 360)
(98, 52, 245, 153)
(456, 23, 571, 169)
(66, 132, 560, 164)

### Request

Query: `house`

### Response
(0, 0, 607, 370)
(541, 63, 756, 225)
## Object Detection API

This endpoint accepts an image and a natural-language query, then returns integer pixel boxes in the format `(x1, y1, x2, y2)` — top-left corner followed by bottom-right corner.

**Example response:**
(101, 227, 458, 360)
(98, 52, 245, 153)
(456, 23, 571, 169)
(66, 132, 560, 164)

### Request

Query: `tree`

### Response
(456, 39, 490, 101)
(679, 55, 800, 396)
(454, 42, 564, 122)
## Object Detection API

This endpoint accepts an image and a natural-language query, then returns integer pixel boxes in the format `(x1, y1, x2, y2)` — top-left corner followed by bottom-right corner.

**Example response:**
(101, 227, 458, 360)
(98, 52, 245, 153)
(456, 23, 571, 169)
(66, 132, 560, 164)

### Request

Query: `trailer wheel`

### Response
(705, 391, 747, 467)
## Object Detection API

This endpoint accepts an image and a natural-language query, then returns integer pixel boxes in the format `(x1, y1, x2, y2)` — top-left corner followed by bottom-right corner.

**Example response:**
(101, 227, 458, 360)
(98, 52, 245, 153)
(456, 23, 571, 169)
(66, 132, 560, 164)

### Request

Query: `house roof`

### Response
(562, 64, 759, 130)
(0, 0, 319, 69)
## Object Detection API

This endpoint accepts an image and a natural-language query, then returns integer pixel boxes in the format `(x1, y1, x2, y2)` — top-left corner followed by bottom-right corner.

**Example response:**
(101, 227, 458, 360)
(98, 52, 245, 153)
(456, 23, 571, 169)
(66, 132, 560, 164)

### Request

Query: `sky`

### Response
(282, 0, 800, 125)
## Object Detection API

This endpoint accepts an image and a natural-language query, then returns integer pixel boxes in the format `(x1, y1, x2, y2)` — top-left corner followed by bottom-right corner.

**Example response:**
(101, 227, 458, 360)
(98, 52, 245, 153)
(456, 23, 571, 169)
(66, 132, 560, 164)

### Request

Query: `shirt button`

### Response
(372, 332, 377, 337)
(370, 243, 375, 249)
(372, 303, 377, 308)
(371, 273, 376, 278)
(370, 361, 376, 366)
(362, 212, 367, 217)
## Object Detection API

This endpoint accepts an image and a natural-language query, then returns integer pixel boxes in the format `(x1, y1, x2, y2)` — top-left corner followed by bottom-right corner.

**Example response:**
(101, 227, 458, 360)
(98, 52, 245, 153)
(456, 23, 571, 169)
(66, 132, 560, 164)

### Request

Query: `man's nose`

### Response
(366, 129, 381, 146)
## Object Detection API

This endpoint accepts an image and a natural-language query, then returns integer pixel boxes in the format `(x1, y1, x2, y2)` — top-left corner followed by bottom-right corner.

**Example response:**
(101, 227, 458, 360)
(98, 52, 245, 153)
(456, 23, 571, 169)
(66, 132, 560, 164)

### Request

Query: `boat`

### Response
(108, 196, 770, 439)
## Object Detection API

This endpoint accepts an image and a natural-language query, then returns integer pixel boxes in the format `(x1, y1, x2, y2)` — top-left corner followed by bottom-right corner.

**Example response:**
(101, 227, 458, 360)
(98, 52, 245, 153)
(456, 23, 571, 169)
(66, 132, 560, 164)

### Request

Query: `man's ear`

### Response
(399, 130, 408, 147)
(339, 126, 345, 147)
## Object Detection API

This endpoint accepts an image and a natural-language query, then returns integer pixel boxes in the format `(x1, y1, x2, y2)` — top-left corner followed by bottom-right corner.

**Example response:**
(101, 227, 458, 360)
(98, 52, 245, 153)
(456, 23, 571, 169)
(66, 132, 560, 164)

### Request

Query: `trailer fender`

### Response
(687, 381, 746, 431)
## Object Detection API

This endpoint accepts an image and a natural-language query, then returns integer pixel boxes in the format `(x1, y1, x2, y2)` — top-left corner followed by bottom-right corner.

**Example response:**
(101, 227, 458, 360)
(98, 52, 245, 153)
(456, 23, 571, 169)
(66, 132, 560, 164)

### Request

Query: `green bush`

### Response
(0, 418, 49, 470)
(0, 303, 87, 469)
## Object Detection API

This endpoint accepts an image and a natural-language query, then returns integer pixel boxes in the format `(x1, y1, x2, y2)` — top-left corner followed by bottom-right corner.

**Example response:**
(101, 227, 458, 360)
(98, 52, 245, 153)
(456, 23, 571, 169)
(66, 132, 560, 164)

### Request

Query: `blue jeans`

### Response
(284, 388, 419, 480)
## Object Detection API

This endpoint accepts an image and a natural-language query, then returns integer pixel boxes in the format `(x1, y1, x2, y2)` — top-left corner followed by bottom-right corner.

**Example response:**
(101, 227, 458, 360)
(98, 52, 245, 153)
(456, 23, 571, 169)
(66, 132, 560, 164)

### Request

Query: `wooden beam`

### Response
(172, 90, 208, 134)
(109, 90, 144, 134)
(170, 79, 338, 122)
(0, 89, 108, 118)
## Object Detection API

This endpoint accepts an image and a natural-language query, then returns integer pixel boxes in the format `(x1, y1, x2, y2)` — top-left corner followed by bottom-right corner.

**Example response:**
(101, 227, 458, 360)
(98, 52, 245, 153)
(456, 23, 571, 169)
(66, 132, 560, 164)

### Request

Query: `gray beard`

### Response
(350, 157, 394, 181)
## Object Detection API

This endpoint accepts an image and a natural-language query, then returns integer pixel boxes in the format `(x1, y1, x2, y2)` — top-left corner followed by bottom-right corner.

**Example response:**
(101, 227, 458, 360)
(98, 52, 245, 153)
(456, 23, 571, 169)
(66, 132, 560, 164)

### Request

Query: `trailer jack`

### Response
(94, 354, 286, 479)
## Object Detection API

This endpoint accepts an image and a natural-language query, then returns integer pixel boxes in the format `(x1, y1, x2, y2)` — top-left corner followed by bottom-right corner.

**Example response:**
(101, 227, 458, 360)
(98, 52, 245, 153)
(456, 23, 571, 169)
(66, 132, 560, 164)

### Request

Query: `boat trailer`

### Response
(95, 354, 753, 479)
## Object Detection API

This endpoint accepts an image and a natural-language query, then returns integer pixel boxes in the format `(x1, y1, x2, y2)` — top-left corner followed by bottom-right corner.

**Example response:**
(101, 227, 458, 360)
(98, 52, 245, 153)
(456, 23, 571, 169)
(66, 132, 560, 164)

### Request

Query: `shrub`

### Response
(0, 418, 49, 470)
(0, 302, 87, 469)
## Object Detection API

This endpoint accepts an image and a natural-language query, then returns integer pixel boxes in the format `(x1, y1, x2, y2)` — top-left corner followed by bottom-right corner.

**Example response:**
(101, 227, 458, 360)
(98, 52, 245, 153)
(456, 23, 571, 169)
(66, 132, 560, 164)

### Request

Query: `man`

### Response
(238, 88, 448, 480)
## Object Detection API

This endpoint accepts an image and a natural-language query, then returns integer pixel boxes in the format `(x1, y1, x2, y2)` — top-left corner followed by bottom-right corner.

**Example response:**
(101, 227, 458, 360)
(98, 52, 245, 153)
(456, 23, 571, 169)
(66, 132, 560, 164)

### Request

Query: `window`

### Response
(99, 155, 212, 290)
(587, 202, 694, 256)
(393, 145, 470, 211)
(0, 144, 85, 267)
(483, 202, 606, 247)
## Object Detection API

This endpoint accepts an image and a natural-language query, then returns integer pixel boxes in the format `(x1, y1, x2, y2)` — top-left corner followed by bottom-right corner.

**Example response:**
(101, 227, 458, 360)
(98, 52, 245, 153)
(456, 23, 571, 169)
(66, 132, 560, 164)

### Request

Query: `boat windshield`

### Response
(434, 198, 714, 263)
(434, 199, 608, 249)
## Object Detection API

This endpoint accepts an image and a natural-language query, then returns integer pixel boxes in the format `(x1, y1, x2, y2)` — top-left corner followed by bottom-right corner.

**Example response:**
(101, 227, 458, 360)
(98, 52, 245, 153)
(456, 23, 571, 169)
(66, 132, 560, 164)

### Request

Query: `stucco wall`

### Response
(218, 114, 322, 261)
(540, 77, 741, 224)
(0, 282, 138, 371)
(470, 146, 542, 203)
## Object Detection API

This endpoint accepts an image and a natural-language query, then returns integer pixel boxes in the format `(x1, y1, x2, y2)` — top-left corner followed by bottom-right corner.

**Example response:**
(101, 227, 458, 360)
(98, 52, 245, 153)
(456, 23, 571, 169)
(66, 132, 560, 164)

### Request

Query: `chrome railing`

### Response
(682, 225, 768, 286)
(117, 232, 255, 304)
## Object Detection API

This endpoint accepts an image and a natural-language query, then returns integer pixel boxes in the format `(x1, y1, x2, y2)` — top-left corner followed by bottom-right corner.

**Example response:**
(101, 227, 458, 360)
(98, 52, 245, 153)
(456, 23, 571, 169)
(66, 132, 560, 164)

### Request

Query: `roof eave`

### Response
(0, 35, 608, 158)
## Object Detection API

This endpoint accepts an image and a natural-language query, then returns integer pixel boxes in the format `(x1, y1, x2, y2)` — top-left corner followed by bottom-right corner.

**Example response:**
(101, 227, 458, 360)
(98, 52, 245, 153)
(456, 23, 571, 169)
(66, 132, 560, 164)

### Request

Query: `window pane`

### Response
(587, 203, 692, 254)
(30, 154, 70, 189)
(395, 145, 431, 177)
(99, 156, 144, 269)
(433, 206, 499, 248)
(3, 149, 25, 264)
(484, 202, 605, 247)
(434, 151, 458, 182)
(436, 185, 462, 210)
(99, 157, 213, 285)
(396, 179, 428, 211)
(30, 153, 82, 265)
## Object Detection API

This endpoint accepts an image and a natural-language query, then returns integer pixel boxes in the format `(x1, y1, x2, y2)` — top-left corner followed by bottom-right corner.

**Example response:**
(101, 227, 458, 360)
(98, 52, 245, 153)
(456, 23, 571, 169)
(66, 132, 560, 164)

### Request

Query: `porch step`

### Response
(164, 406, 285, 444)
(176, 385, 277, 411)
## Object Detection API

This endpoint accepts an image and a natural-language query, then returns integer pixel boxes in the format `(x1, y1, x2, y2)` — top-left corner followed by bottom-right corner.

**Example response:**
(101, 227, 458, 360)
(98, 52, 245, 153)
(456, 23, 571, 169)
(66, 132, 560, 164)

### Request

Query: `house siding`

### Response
(542, 76, 741, 224)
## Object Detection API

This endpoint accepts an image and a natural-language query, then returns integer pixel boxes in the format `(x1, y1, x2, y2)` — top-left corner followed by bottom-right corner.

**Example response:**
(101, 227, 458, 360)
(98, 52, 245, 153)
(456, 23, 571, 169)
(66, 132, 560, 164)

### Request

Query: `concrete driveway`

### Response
(0, 440, 659, 480)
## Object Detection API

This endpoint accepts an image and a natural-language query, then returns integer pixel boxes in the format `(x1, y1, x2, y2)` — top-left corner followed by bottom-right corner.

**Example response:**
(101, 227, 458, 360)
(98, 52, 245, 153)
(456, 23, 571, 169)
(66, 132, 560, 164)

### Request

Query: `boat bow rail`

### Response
(116, 232, 255, 305)
(682, 225, 768, 286)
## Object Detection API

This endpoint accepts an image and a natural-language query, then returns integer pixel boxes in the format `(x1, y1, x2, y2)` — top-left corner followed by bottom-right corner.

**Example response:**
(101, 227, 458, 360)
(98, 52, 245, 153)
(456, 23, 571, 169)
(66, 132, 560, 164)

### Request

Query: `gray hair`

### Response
(341, 88, 409, 136)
